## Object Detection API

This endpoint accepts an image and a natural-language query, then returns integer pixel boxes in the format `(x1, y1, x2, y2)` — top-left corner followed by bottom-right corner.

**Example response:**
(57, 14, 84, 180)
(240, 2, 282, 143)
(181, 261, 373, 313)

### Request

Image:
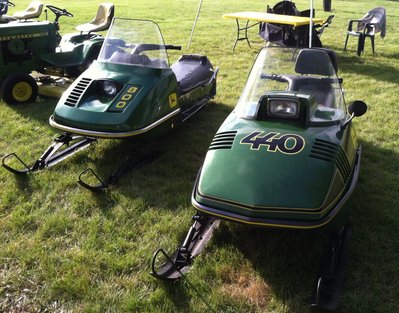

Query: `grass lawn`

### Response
(0, 0, 398, 312)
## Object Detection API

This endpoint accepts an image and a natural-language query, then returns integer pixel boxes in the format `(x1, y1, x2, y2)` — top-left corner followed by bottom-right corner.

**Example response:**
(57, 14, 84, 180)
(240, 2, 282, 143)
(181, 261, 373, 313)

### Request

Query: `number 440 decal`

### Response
(240, 131, 305, 155)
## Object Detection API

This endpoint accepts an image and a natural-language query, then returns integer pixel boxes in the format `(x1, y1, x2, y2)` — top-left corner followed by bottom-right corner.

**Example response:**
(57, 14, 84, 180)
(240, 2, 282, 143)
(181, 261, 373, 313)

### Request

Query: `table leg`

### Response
(233, 19, 258, 51)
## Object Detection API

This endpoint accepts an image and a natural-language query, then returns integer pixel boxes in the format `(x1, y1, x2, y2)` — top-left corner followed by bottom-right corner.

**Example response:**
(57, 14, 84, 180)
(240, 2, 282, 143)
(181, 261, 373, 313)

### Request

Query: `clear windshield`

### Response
(98, 18, 169, 69)
(235, 47, 346, 123)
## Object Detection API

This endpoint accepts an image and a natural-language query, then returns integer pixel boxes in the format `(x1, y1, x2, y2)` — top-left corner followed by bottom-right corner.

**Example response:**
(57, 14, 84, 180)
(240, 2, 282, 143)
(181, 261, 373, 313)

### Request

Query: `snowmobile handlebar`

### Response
(131, 44, 181, 54)
(260, 73, 291, 83)
(164, 45, 182, 50)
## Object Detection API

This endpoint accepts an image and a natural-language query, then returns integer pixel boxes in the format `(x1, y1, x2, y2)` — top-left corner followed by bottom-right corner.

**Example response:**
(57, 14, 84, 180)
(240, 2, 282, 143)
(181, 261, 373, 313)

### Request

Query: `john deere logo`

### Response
(169, 93, 177, 108)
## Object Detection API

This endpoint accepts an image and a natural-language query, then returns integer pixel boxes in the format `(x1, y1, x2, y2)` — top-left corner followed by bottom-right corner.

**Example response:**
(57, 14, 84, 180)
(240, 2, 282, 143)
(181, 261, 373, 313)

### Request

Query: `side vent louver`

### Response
(310, 139, 338, 162)
(336, 147, 351, 182)
(64, 78, 92, 107)
(208, 131, 237, 150)
(310, 138, 351, 182)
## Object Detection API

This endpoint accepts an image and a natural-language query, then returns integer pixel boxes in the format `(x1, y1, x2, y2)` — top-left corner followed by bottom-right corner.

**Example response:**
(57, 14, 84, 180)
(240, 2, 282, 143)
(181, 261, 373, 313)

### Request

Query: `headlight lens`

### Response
(103, 81, 118, 96)
(97, 80, 122, 98)
(268, 98, 300, 119)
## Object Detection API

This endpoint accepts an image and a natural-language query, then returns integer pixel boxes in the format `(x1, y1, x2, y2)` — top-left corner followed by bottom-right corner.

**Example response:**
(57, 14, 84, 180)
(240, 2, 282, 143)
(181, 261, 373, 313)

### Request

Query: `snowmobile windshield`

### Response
(98, 18, 169, 69)
(235, 47, 346, 123)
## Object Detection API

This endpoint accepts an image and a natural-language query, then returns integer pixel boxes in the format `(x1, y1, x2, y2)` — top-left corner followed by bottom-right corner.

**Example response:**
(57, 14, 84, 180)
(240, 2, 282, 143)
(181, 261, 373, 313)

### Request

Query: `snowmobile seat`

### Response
(290, 77, 334, 107)
(291, 49, 337, 107)
(13, 1, 43, 21)
(171, 54, 213, 95)
(75, 3, 114, 34)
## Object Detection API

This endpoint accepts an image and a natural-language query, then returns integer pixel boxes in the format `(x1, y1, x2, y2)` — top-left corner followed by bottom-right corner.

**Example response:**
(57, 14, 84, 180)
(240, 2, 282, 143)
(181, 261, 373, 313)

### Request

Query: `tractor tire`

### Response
(1, 74, 38, 105)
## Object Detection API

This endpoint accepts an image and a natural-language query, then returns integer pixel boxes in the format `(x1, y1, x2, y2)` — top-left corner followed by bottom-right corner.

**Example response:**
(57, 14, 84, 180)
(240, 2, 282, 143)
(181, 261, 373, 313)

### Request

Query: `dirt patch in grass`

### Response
(218, 263, 271, 309)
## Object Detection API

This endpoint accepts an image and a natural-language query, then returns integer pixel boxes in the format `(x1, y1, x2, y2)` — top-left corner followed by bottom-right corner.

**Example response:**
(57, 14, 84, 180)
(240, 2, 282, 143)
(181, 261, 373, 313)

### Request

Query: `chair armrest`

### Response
(347, 19, 362, 32)
(363, 23, 376, 35)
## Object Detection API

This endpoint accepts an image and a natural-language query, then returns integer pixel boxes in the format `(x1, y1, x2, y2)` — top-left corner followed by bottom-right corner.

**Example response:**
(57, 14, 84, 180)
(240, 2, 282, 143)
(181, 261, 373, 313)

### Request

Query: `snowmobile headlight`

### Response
(267, 98, 300, 119)
(98, 80, 122, 98)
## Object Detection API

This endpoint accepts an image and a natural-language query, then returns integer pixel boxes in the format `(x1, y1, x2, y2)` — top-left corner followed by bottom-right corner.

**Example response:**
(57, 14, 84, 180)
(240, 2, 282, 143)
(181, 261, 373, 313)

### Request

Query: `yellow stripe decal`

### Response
(0, 32, 49, 41)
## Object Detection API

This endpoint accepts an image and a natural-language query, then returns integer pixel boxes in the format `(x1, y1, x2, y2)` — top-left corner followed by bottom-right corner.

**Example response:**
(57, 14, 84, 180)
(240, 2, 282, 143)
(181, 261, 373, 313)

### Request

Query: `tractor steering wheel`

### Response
(46, 5, 73, 18)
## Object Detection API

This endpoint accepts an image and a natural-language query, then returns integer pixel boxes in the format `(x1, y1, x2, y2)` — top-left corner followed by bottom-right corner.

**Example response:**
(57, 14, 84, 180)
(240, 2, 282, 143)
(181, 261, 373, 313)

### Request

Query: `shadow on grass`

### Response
(6, 97, 57, 124)
(7, 172, 35, 195)
(2, 100, 231, 211)
(383, 52, 399, 59)
(339, 139, 399, 311)
(339, 53, 399, 84)
(156, 278, 217, 313)
(83, 101, 232, 210)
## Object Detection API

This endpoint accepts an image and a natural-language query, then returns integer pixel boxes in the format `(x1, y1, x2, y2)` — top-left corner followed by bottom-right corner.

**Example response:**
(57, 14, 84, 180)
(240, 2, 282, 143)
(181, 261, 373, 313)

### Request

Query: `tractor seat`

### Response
(75, 3, 114, 33)
(171, 55, 214, 94)
(13, 1, 43, 20)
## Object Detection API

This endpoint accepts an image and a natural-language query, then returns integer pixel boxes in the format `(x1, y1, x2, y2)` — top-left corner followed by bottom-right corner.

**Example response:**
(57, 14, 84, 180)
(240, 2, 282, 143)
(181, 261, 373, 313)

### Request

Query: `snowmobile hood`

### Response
(51, 61, 180, 138)
(194, 110, 358, 219)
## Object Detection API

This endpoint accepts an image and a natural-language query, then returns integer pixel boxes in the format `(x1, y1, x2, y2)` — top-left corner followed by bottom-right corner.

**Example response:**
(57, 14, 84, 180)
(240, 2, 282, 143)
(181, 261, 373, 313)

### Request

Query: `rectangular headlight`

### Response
(267, 98, 300, 119)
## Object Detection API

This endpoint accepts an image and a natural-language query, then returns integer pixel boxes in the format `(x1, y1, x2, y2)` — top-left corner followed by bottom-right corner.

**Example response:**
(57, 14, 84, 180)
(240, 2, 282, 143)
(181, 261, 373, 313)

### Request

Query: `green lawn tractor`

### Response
(0, 3, 114, 105)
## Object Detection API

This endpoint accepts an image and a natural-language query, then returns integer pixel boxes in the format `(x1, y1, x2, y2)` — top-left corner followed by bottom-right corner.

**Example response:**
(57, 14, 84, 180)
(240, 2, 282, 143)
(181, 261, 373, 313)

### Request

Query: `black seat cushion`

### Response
(171, 55, 213, 94)
(290, 77, 334, 107)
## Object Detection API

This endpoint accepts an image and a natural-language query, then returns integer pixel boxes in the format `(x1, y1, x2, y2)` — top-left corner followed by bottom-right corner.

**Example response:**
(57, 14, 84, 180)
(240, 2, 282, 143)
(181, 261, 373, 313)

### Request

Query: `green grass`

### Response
(1, 0, 398, 312)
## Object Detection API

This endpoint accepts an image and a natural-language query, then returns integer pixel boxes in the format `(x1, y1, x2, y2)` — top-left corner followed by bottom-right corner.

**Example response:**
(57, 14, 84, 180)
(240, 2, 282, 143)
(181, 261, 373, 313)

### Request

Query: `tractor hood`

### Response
(193, 111, 358, 224)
